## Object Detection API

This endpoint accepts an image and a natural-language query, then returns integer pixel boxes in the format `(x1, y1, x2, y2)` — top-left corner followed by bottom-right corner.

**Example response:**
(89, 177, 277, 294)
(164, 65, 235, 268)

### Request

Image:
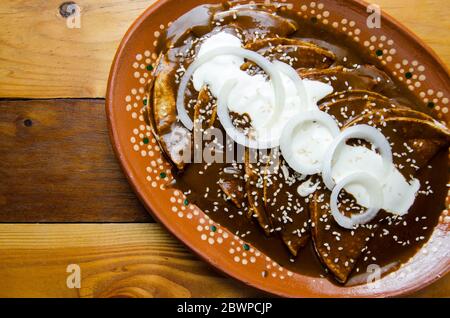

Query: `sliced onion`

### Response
(322, 124, 393, 190)
(330, 172, 383, 229)
(280, 111, 340, 175)
(213, 10, 238, 22)
(217, 79, 279, 149)
(272, 60, 310, 109)
(176, 47, 285, 131)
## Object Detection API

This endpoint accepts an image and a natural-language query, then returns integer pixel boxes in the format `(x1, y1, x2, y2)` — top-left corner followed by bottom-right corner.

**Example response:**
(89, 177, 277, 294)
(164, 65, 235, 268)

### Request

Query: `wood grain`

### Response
(0, 99, 151, 223)
(0, 223, 447, 298)
(0, 0, 157, 99)
(377, 0, 450, 67)
(0, 224, 264, 298)
(0, 0, 448, 98)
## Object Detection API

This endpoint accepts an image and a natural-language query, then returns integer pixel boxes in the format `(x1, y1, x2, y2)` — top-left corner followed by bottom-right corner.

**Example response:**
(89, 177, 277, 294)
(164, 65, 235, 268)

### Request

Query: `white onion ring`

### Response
(213, 10, 238, 21)
(272, 60, 310, 108)
(322, 124, 393, 190)
(217, 79, 279, 149)
(176, 47, 285, 131)
(330, 172, 383, 229)
(280, 111, 340, 175)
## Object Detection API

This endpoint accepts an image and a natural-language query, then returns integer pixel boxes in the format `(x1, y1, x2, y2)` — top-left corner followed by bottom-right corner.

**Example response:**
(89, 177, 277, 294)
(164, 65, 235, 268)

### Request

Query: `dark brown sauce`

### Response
(153, 2, 449, 285)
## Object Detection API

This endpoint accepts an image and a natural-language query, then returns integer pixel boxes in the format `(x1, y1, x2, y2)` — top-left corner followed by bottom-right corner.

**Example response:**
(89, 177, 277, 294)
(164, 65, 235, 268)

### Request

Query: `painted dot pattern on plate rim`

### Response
(122, 0, 450, 283)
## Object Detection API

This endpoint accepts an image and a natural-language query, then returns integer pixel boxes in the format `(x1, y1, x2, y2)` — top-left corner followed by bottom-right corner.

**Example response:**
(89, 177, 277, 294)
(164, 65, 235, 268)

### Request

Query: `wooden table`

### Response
(0, 0, 449, 298)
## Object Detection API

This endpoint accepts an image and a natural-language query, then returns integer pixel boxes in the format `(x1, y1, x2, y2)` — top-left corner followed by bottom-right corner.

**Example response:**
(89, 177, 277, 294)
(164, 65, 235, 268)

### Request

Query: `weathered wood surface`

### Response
(0, 0, 448, 98)
(0, 224, 264, 298)
(0, 0, 158, 98)
(0, 223, 447, 298)
(0, 99, 151, 223)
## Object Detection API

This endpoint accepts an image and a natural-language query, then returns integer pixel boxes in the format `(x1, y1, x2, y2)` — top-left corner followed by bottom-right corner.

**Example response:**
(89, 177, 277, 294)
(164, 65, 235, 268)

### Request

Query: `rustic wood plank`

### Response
(0, 99, 151, 223)
(377, 0, 450, 68)
(0, 0, 158, 98)
(0, 223, 447, 298)
(0, 224, 264, 298)
(0, 0, 448, 98)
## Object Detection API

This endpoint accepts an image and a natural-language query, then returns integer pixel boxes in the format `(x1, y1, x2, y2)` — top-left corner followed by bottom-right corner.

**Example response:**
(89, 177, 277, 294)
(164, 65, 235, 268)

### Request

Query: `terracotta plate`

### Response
(106, 0, 450, 297)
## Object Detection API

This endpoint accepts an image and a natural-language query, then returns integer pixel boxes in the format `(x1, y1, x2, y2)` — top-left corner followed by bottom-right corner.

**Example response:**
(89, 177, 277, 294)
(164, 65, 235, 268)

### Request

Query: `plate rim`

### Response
(106, 0, 450, 298)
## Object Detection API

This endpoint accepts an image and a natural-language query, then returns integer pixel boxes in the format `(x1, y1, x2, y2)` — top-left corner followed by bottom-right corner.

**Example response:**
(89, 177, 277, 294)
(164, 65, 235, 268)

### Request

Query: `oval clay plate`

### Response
(106, 0, 450, 297)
